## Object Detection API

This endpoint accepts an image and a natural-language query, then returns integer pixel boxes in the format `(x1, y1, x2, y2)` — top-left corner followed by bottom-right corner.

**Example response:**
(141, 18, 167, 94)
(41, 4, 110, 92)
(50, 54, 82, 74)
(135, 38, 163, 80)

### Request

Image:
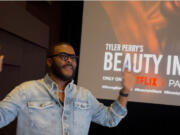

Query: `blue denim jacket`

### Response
(0, 74, 127, 135)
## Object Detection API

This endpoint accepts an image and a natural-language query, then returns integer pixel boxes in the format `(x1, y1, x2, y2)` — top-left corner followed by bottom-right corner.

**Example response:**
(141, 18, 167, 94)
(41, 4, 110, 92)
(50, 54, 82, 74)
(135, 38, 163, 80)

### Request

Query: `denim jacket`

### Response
(0, 74, 127, 135)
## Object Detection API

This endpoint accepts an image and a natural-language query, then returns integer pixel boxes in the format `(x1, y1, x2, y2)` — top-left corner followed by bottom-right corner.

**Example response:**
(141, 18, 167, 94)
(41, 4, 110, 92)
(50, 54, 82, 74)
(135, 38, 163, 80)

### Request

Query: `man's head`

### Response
(47, 42, 77, 82)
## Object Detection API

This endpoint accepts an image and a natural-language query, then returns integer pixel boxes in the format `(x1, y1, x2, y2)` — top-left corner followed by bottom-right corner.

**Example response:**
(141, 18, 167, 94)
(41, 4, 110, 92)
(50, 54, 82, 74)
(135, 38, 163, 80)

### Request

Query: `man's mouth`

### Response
(63, 65, 73, 71)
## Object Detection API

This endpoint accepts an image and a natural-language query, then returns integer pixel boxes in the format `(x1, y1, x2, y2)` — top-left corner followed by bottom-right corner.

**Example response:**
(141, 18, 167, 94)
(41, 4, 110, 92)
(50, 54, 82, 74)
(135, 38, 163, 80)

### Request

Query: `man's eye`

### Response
(71, 56, 76, 59)
(61, 55, 68, 59)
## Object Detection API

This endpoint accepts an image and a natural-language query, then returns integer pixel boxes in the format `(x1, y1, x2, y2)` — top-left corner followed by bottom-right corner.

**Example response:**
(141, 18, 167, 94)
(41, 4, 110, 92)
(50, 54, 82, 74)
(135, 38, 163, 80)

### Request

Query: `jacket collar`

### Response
(44, 73, 74, 93)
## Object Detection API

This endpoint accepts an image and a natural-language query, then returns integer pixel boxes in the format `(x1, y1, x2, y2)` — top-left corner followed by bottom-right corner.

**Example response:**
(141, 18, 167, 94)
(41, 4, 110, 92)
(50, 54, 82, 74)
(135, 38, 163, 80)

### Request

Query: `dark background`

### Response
(0, 1, 180, 135)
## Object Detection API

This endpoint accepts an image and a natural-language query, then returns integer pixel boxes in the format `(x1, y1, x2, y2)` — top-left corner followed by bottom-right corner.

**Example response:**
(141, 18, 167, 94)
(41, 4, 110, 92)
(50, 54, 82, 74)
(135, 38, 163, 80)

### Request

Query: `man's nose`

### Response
(66, 56, 73, 63)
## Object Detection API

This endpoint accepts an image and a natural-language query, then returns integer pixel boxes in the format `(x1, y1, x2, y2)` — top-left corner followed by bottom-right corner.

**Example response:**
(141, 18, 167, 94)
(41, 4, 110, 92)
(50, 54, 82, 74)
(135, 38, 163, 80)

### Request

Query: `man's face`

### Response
(48, 44, 77, 81)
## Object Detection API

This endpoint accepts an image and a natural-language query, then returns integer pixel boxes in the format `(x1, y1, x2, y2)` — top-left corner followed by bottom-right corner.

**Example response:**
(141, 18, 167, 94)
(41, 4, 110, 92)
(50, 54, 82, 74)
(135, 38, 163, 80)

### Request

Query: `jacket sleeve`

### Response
(89, 91, 127, 127)
(0, 85, 24, 128)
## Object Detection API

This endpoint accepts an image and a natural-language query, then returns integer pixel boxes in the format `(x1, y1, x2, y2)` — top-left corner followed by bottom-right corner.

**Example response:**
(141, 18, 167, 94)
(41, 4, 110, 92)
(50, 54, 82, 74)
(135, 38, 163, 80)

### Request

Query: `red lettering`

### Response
(136, 76, 158, 87)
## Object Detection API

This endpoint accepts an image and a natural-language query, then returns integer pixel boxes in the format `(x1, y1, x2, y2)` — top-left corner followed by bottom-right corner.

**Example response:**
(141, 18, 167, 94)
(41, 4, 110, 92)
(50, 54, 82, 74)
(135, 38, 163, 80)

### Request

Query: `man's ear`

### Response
(47, 58, 52, 68)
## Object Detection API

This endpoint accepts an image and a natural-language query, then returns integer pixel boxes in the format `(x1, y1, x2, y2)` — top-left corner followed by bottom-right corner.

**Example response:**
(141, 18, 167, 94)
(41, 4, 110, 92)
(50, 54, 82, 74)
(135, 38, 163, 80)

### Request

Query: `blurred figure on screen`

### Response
(101, 1, 180, 54)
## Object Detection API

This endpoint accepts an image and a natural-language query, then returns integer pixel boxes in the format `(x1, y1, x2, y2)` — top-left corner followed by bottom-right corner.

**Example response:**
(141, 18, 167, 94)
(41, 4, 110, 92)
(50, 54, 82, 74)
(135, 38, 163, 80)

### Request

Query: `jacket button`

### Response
(31, 123, 34, 127)
(64, 116, 67, 120)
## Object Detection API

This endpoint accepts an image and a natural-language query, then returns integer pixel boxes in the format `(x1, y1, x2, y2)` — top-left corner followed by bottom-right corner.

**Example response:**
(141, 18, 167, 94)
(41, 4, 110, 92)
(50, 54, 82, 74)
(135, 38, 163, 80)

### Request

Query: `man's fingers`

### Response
(0, 55, 4, 72)
(121, 70, 140, 92)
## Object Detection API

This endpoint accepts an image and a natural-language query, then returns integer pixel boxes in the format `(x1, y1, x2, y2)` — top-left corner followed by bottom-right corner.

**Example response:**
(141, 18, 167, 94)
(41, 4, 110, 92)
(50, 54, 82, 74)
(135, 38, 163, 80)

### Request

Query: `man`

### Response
(0, 42, 130, 135)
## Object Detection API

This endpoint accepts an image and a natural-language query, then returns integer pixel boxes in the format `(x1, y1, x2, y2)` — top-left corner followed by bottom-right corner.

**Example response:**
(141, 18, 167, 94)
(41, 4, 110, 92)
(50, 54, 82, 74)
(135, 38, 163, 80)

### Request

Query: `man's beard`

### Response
(51, 61, 76, 82)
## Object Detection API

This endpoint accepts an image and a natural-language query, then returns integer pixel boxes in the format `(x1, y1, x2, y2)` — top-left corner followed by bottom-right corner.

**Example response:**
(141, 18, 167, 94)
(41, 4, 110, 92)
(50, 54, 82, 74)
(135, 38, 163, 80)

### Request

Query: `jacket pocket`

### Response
(74, 101, 90, 110)
(27, 101, 55, 109)
(73, 101, 91, 128)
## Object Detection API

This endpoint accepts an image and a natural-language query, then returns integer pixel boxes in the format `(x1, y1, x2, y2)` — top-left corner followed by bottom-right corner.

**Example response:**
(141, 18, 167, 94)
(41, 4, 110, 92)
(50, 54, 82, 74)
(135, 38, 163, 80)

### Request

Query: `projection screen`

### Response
(78, 1, 180, 106)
